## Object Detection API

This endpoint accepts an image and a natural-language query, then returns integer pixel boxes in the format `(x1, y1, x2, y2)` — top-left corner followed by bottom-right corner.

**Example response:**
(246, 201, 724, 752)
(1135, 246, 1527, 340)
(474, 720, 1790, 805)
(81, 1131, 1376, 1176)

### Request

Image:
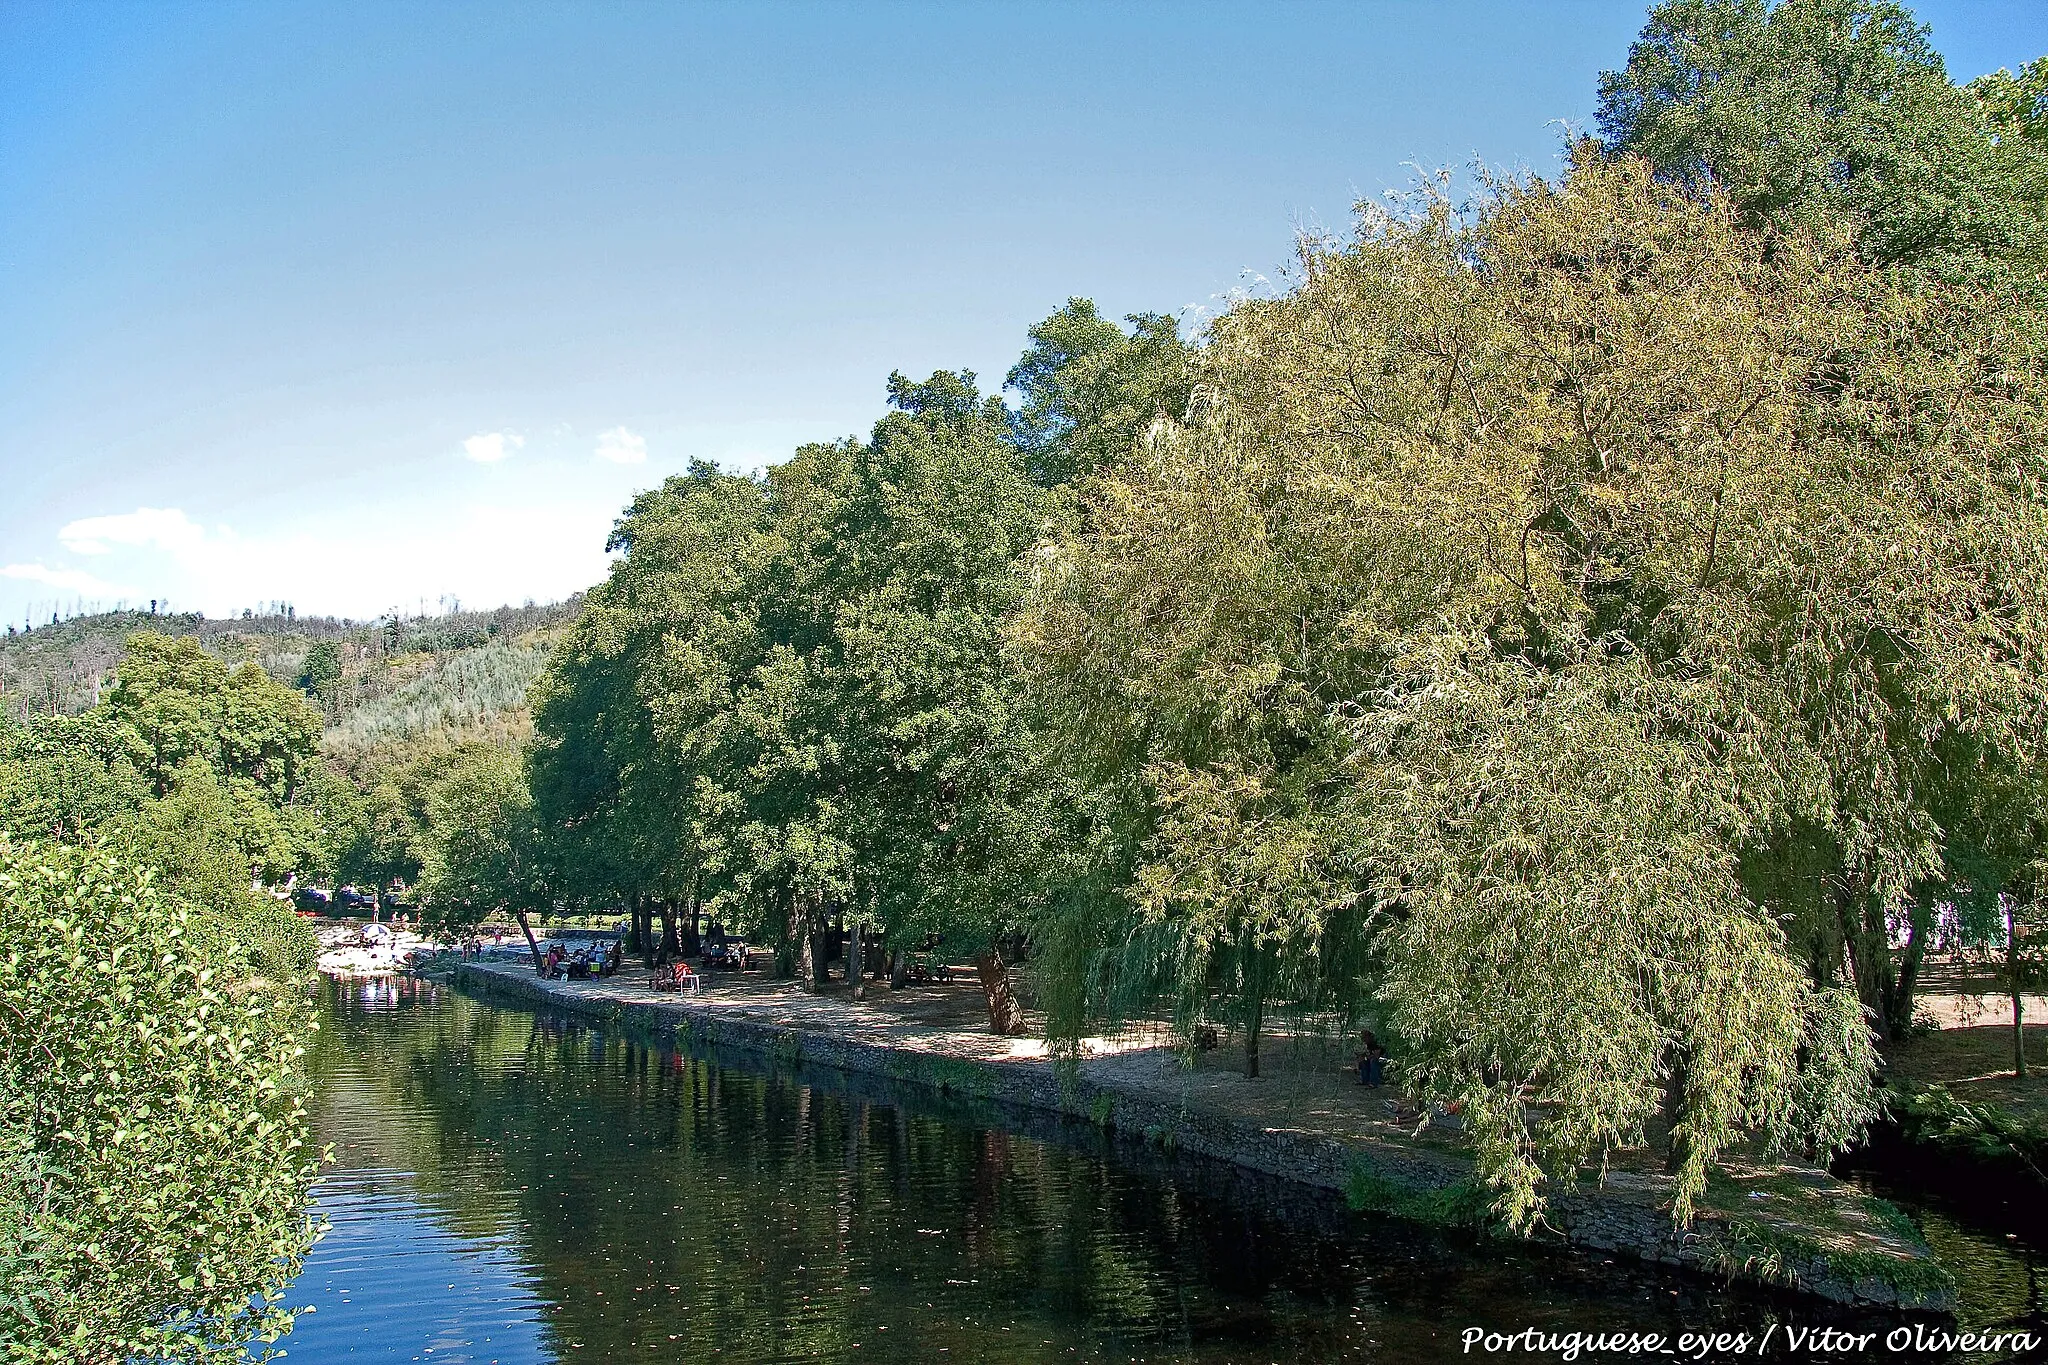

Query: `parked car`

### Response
(337, 887, 375, 911)
(293, 887, 332, 913)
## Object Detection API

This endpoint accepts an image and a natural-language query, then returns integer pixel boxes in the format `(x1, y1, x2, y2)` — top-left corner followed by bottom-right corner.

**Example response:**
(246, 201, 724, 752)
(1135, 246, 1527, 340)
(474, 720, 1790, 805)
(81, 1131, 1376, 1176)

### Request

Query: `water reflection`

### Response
(286, 1175, 551, 1364)
(290, 978, 2030, 1363)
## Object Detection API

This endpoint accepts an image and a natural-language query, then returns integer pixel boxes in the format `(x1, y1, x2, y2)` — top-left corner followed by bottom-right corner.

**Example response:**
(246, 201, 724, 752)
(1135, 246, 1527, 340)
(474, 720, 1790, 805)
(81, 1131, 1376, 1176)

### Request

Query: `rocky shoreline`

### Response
(450, 958, 1954, 1314)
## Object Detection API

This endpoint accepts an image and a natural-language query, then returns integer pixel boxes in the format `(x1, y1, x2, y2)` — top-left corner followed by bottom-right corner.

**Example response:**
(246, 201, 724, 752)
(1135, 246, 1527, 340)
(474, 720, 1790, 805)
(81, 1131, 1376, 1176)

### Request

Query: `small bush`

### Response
(232, 894, 320, 978)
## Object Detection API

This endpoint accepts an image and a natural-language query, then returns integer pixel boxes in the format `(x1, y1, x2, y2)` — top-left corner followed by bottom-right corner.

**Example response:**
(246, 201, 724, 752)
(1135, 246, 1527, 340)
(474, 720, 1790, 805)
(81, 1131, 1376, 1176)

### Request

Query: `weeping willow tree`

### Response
(1018, 151, 2048, 1228)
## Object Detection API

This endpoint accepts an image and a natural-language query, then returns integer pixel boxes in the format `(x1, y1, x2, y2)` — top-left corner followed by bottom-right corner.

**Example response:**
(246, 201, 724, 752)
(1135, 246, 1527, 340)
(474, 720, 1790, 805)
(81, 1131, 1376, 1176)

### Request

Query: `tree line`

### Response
(8, 21, 2048, 1353)
(0, 632, 326, 1361)
(374, 1, 2048, 1230)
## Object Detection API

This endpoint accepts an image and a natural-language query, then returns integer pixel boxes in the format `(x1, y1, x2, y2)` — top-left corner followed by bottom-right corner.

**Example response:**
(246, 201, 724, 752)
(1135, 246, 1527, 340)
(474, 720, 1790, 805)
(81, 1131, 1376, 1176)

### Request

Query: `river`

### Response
(279, 976, 2044, 1363)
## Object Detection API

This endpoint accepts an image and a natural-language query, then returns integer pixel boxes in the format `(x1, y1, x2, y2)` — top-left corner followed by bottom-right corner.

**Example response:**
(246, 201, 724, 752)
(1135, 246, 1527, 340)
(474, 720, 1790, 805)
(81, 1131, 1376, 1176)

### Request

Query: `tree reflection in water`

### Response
(299, 978, 1877, 1364)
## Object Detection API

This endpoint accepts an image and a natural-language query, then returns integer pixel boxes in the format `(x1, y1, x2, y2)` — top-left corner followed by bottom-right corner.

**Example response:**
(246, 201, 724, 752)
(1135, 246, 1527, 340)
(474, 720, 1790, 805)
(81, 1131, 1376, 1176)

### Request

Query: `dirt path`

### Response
(1883, 1024, 2048, 1122)
(447, 955, 1951, 1310)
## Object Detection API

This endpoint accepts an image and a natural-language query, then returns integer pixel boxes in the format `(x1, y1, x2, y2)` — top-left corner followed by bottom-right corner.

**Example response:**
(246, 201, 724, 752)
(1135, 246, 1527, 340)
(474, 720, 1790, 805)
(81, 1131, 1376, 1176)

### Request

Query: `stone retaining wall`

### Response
(452, 961, 1953, 1313)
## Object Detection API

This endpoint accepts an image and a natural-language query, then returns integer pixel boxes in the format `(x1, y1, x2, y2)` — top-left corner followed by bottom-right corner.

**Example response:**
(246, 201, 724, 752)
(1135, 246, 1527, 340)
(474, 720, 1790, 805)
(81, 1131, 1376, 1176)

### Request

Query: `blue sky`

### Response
(4, 1, 2044, 625)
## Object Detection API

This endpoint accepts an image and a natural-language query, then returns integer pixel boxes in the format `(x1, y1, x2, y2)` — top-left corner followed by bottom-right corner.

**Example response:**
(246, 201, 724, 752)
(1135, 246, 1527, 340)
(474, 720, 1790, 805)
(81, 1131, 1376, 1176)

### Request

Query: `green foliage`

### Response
(1890, 1083, 2048, 1177)
(1711, 1205, 1956, 1302)
(106, 633, 322, 803)
(297, 640, 341, 708)
(1012, 149, 2048, 1226)
(531, 373, 1079, 982)
(0, 838, 320, 1362)
(414, 744, 552, 940)
(1597, 0, 2048, 278)
(1005, 298, 1193, 487)
(0, 711, 148, 842)
(235, 893, 321, 978)
(0, 610, 204, 722)
(1343, 1158, 1493, 1229)
(1972, 57, 2048, 150)
(1, 667, 322, 983)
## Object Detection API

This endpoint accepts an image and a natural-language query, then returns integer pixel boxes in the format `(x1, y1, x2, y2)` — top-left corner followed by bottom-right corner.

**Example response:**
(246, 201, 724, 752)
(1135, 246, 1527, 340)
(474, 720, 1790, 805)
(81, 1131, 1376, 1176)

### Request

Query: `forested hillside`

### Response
(0, 598, 577, 731)
(326, 641, 550, 754)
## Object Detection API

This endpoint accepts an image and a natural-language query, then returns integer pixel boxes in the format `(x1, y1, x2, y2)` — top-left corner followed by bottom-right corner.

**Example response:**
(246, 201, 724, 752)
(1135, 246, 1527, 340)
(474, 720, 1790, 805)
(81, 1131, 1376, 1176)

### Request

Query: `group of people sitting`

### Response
(699, 929, 748, 971)
(539, 939, 625, 981)
(533, 933, 729, 990)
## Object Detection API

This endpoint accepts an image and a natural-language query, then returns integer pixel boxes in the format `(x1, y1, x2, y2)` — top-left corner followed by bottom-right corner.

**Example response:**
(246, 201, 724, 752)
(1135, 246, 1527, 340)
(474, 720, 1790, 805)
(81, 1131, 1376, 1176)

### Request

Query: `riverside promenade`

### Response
(451, 956, 1952, 1312)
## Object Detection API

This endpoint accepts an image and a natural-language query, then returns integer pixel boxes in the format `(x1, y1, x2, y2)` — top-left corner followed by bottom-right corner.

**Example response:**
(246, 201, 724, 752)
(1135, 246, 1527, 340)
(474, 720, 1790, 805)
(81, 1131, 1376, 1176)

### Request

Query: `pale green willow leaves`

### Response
(1020, 155, 2046, 1226)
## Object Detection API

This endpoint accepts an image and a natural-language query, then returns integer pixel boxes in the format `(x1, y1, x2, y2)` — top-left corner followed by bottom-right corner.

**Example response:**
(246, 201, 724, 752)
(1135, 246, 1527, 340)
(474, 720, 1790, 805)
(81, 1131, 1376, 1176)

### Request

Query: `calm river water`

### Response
(280, 976, 2044, 1364)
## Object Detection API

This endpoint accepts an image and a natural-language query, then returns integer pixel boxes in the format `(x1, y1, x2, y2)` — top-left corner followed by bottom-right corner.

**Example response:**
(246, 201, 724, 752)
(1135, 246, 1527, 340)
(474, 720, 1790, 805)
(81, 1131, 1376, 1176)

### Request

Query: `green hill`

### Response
(0, 599, 580, 739)
(325, 639, 551, 752)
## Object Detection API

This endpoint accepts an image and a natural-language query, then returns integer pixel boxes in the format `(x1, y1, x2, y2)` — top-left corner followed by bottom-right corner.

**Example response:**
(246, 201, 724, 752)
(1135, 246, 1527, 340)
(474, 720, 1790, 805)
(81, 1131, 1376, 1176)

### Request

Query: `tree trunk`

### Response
(976, 949, 1024, 1036)
(1243, 991, 1263, 1079)
(1885, 904, 1929, 1042)
(809, 928, 830, 990)
(515, 908, 543, 971)
(1240, 935, 1267, 1079)
(1661, 1044, 1692, 1175)
(657, 899, 678, 965)
(681, 889, 702, 958)
(796, 894, 822, 990)
(811, 896, 833, 989)
(849, 917, 865, 1002)
(1836, 878, 1900, 1037)
(2011, 898, 2029, 1081)
(638, 897, 656, 969)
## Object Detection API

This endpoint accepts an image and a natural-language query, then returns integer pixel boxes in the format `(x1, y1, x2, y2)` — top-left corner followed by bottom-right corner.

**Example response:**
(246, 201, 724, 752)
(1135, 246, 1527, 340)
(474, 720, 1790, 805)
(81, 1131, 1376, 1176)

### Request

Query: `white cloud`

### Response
(594, 426, 647, 464)
(57, 507, 207, 556)
(0, 415, 841, 626)
(2, 562, 126, 596)
(462, 431, 525, 463)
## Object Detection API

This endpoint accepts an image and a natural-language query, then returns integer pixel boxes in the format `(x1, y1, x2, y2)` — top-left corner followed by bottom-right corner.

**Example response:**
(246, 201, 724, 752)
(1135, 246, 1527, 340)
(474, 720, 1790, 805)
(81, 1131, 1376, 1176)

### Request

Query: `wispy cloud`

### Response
(462, 431, 524, 464)
(2, 562, 126, 596)
(462, 431, 525, 463)
(58, 507, 207, 556)
(594, 426, 647, 464)
(8, 491, 620, 623)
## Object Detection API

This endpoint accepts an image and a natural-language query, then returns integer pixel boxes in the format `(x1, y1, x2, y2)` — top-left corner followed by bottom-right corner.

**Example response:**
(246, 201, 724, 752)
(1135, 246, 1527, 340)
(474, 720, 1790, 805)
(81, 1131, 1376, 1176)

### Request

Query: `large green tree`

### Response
(532, 374, 1076, 1030)
(1597, 0, 2048, 278)
(0, 642, 323, 979)
(1006, 299, 1193, 488)
(1021, 153, 2048, 1225)
(105, 634, 321, 803)
(529, 461, 775, 961)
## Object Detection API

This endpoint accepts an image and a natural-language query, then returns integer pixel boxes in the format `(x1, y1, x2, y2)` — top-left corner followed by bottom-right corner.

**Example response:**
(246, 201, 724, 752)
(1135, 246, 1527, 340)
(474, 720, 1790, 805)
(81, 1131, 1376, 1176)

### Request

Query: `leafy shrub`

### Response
(0, 838, 322, 1362)
(231, 893, 319, 978)
(1891, 1083, 2048, 1177)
